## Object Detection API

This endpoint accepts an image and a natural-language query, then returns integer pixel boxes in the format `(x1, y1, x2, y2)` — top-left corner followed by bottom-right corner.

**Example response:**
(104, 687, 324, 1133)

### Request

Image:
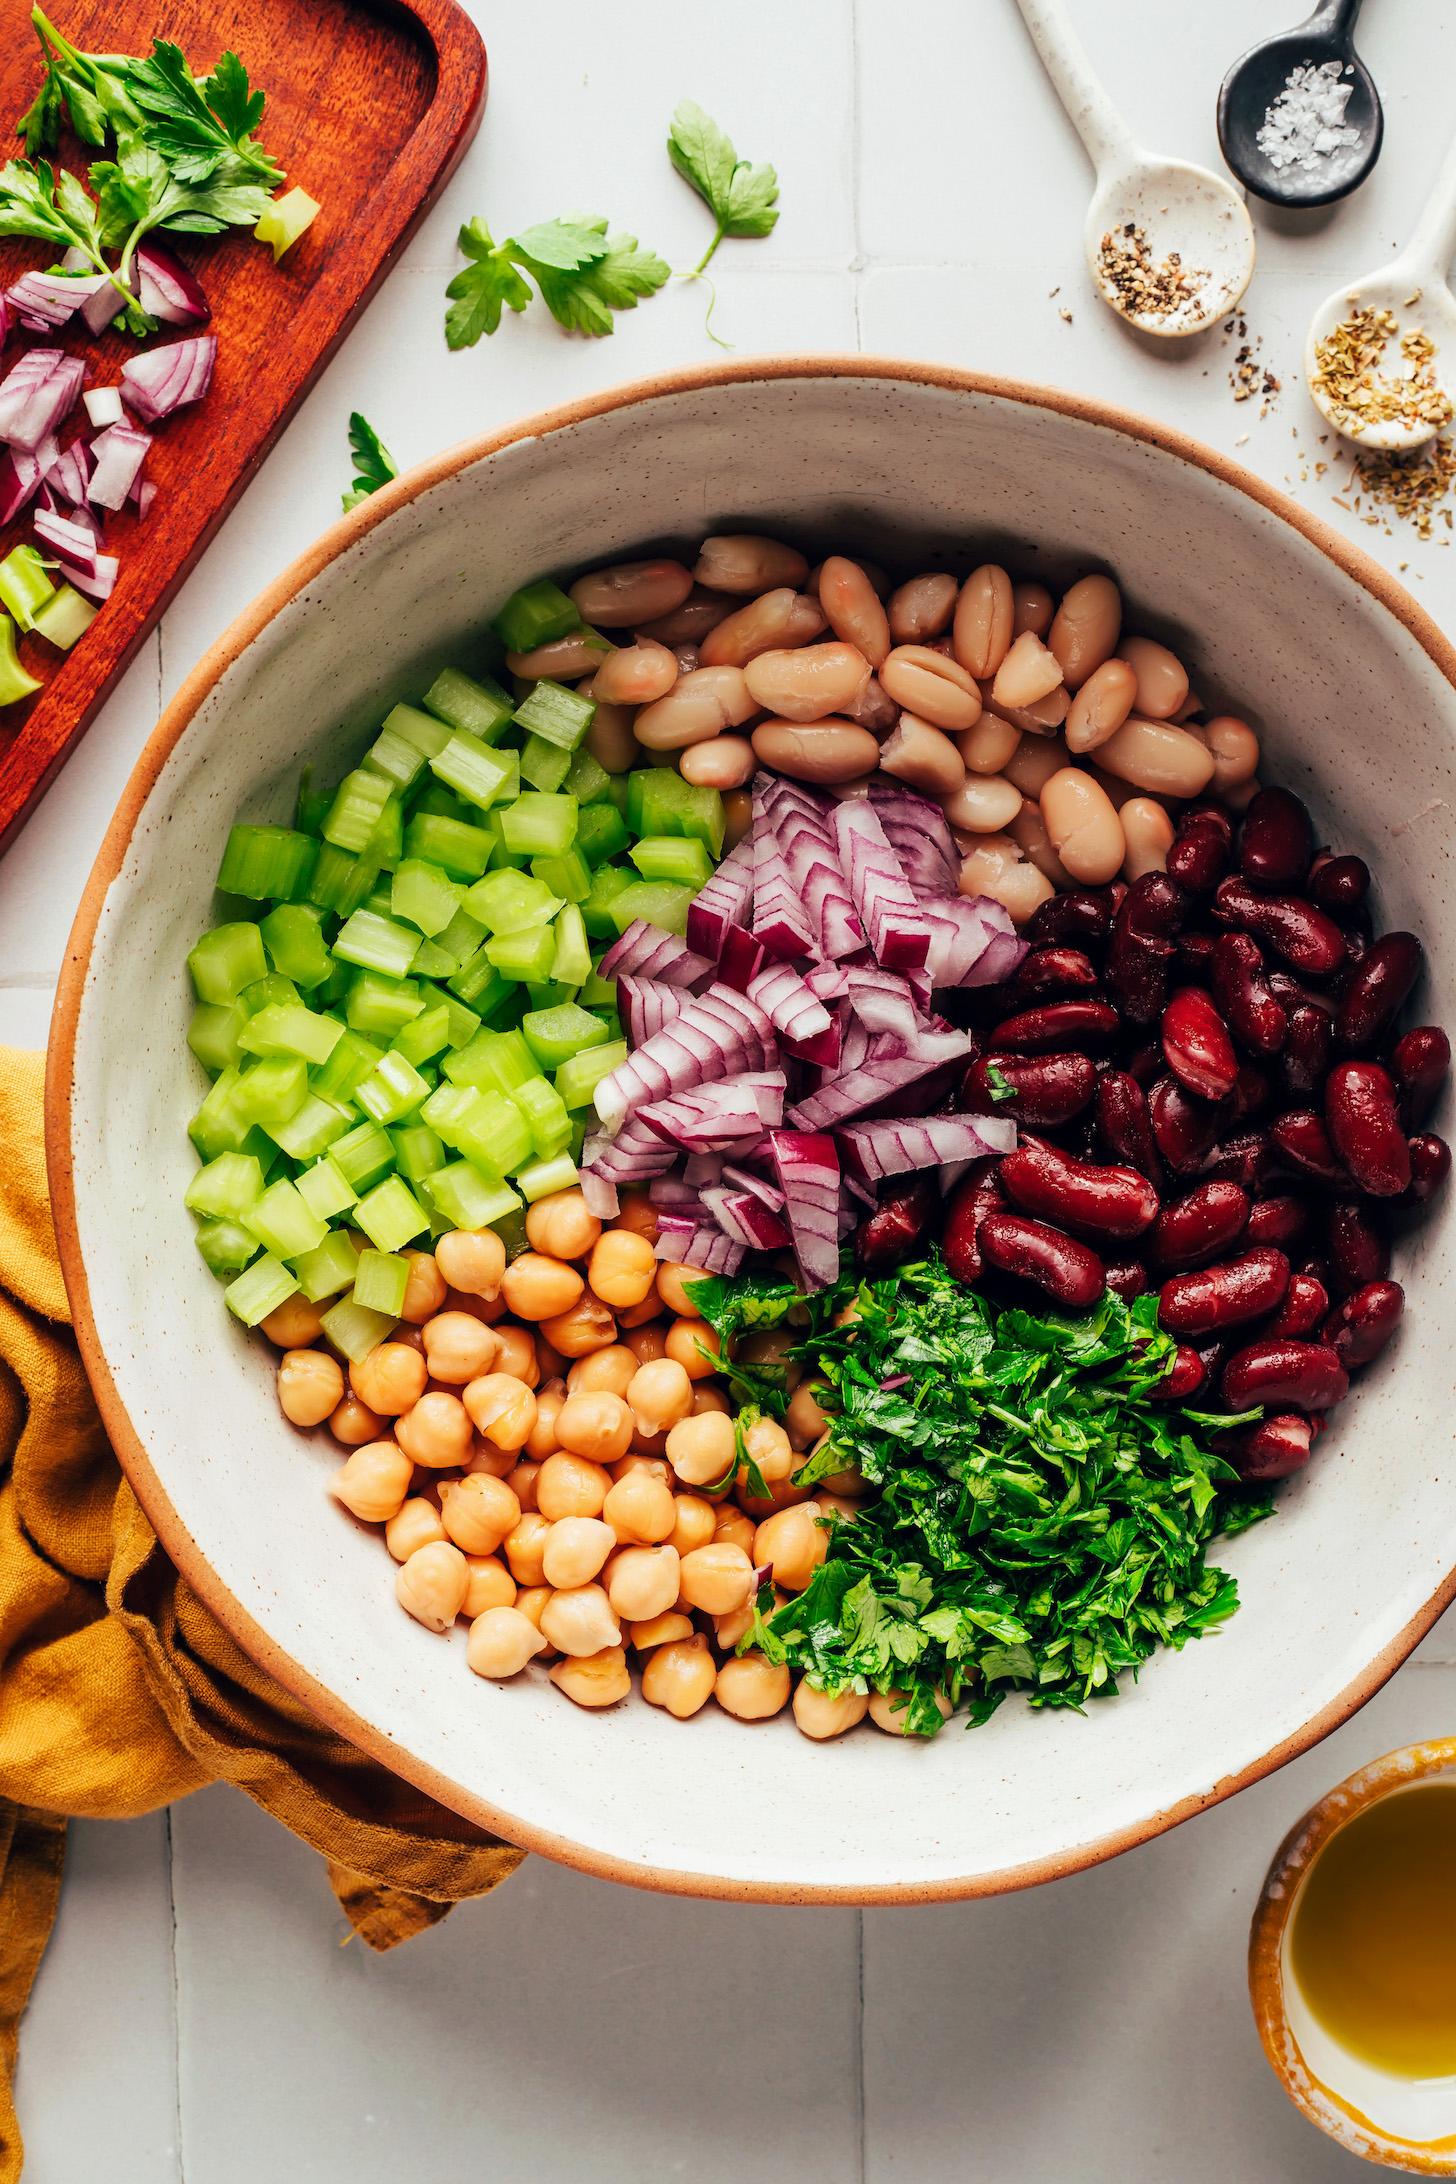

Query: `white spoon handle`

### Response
(1015, 0, 1139, 178)
(1399, 128, 1456, 290)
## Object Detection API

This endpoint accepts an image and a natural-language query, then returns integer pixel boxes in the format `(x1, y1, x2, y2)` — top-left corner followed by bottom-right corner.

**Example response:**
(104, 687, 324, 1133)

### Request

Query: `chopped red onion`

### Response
(593, 986, 778, 1131)
(686, 832, 754, 958)
(649, 1176, 703, 1209)
(578, 1170, 619, 1220)
(134, 238, 211, 326)
(682, 1152, 724, 1188)
(640, 1083, 767, 1151)
(87, 422, 152, 511)
(751, 816, 816, 959)
(787, 1035, 974, 1131)
(869, 780, 960, 897)
(599, 919, 713, 987)
(617, 974, 688, 1047)
(119, 333, 216, 423)
(43, 440, 91, 509)
(757, 773, 866, 959)
(701, 1185, 792, 1252)
(652, 1217, 745, 1275)
(833, 800, 932, 971)
(837, 1113, 1015, 1183)
(133, 477, 158, 519)
(0, 350, 85, 451)
(0, 445, 46, 523)
(768, 1129, 842, 1289)
(748, 962, 838, 1067)
(716, 922, 766, 993)
(83, 385, 125, 429)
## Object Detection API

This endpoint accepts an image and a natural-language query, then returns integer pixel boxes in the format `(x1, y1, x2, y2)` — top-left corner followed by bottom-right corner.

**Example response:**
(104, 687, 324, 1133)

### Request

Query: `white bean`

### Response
(879, 645, 982, 732)
(817, 556, 891, 667)
(1039, 766, 1126, 885)
(589, 639, 679, 706)
(1119, 796, 1176, 881)
(942, 773, 1021, 833)
(1065, 657, 1138, 754)
(679, 735, 755, 789)
(744, 642, 871, 722)
(1095, 716, 1215, 798)
(694, 535, 808, 595)
(700, 588, 824, 668)
(952, 565, 1014, 680)
(878, 713, 966, 796)
(888, 573, 958, 644)
(750, 719, 881, 784)
(1119, 636, 1189, 720)
(1008, 797, 1074, 886)
(1012, 580, 1055, 637)
(570, 559, 693, 628)
(634, 665, 757, 751)
(991, 631, 1064, 711)
(1048, 574, 1121, 688)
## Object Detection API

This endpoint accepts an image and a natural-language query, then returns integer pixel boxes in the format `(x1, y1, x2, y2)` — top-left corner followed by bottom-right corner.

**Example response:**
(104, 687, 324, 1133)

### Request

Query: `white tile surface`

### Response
(10, 0, 1456, 2174)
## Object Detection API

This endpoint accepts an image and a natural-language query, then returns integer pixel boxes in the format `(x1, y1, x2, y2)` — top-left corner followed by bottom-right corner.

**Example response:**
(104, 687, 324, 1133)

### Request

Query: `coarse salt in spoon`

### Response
(1016, 0, 1255, 338)
(1305, 129, 1456, 450)
(1218, 0, 1382, 210)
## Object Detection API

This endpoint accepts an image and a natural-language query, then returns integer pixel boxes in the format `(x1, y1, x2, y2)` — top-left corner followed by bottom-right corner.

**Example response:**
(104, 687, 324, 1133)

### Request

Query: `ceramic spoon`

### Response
(1305, 130, 1456, 449)
(1218, 0, 1382, 210)
(1016, 0, 1255, 338)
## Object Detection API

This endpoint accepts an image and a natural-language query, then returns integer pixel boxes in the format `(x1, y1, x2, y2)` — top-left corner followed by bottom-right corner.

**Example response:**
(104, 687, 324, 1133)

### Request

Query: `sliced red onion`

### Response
(757, 772, 866, 960)
(701, 1185, 792, 1252)
(119, 334, 216, 423)
(734, 1070, 788, 1125)
(592, 986, 777, 1131)
(837, 1113, 1016, 1183)
(0, 445, 45, 524)
(62, 552, 117, 602)
(7, 269, 101, 330)
(751, 819, 815, 960)
(40, 438, 90, 508)
(35, 503, 119, 596)
(133, 477, 158, 520)
(134, 238, 211, 326)
(721, 1164, 784, 1211)
(919, 895, 1026, 988)
(833, 801, 931, 971)
(579, 1170, 620, 1220)
(599, 919, 713, 987)
(87, 422, 151, 511)
(652, 1217, 745, 1275)
(768, 1129, 842, 1289)
(716, 922, 765, 993)
(869, 781, 960, 897)
(748, 962, 839, 1069)
(686, 832, 754, 959)
(649, 1176, 703, 1209)
(617, 974, 688, 1048)
(842, 965, 925, 1041)
(0, 350, 85, 451)
(58, 246, 126, 334)
(640, 1082, 767, 1151)
(84, 385, 125, 430)
(787, 1034, 975, 1131)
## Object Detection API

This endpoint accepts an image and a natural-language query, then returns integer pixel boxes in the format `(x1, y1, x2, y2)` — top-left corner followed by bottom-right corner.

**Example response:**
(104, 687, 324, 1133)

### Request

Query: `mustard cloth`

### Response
(0, 1048, 524, 2183)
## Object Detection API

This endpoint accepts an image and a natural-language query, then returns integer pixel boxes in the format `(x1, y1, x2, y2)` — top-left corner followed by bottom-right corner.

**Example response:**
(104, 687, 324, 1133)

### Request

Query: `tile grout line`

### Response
(165, 1807, 187, 2184)
(854, 1907, 868, 2184)
(849, 0, 864, 353)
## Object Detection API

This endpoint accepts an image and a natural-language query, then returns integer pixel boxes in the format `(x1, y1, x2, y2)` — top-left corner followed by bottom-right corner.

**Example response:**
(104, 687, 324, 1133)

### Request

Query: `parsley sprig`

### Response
(667, 100, 780, 276)
(342, 412, 398, 512)
(445, 214, 669, 348)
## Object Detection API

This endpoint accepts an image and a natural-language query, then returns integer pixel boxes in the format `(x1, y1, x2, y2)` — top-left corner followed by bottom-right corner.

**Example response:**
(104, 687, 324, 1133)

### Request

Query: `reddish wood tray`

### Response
(0, 0, 487, 848)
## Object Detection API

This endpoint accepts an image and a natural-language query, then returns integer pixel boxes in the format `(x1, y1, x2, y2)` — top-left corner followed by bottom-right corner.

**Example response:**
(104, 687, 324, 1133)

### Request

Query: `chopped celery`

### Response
(423, 1160, 521, 1231)
(356, 1049, 431, 1125)
(510, 1075, 572, 1159)
(389, 1122, 446, 1184)
(412, 781, 471, 821)
(581, 863, 634, 937)
(627, 769, 725, 855)
(485, 924, 557, 983)
(630, 835, 715, 888)
(416, 983, 482, 1050)
(345, 970, 423, 1038)
(331, 1120, 396, 1192)
(516, 1154, 580, 1203)
(364, 703, 450, 789)
(225, 1253, 298, 1327)
(512, 678, 595, 751)
(188, 923, 267, 1005)
(0, 543, 55, 630)
(0, 614, 39, 705)
(242, 1179, 328, 1259)
(531, 848, 591, 903)
(493, 579, 579, 655)
(353, 1249, 410, 1317)
(466, 869, 562, 936)
(30, 582, 96, 650)
(423, 665, 516, 742)
(324, 769, 394, 854)
(233, 1055, 308, 1128)
(443, 1026, 542, 1094)
(365, 792, 404, 871)
(390, 859, 463, 937)
(237, 973, 300, 1017)
(320, 1294, 398, 1361)
(295, 766, 331, 837)
(308, 842, 379, 918)
(185, 1151, 264, 1220)
(217, 824, 317, 903)
(353, 1175, 429, 1252)
(292, 1229, 360, 1303)
(518, 732, 573, 793)
(447, 950, 513, 1017)
(255, 185, 320, 260)
(195, 1216, 259, 1279)
(312, 1027, 382, 1104)
(522, 1003, 609, 1071)
(429, 733, 517, 812)
(563, 749, 611, 804)
(296, 1156, 357, 1222)
(188, 1000, 246, 1076)
(551, 904, 591, 987)
(580, 967, 617, 1007)
(424, 1083, 533, 1174)
(414, 905, 485, 976)
(402, 811, 493, 881)
(499, 793, 577, 858)
(333, 908, 421, 979)
(260, 903, 332, 988)
(237, 1002, 343, 1065)
(188, 1068, 249, 1160)
(393, 1003, 452, 1067)
(556, 1038, 627, 1111)
(606, 881, 696, 938)
(268, 1094, 352, 1161)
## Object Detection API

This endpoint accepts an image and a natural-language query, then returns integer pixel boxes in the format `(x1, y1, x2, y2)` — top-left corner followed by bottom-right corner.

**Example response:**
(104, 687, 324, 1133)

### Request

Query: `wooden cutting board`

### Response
(0, 0, 487, 848)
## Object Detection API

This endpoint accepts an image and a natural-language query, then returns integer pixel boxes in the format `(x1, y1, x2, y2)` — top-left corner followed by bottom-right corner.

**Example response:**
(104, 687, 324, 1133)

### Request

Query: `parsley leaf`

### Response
(521, 228, 669, 337)
(446, 213, 669, 345)
(667, 99, 780, 273)
(984, 1061, 1017, 1104)
(342, 412, 398, 513)
(120, 40, 282, 189)
(445, 217, 532, 349)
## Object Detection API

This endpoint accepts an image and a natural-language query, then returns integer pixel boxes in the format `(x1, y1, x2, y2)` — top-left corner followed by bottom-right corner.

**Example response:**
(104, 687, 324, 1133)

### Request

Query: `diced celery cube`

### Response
(346, 970, 423, 1038)
(415, 905, 485, 977)
(356, 1050, 431, 1126)
(466, 869, 562, 936)
(493, 579, 579, 655)
(526, 981, 576, 1010)
(416, 982, 482, 1050)
(292, 1229, 360, 1303)
(188, 1000, 246, 1076)
(581, 863, 634, 937)
(510, 1075, 572, 1159)
(574, 804, 631, 868)
(217, 824, 317, 903)
(403, 811, 494, 880)
(499, 794, 577, 859)
(580, 967, 616, 1007)
(225, 1253, 298, 1326)
(521, 1003, 609, 1072)
(423, 1161, 521, 1231)
(389, 1123, 446, 1184)
(390, 858, 464, 936)
(606, 881, 696, 938)
(353, 1175, 429, 1252)
(629, 835, 715, 889)
(429, 733, 517, 812)
(296, 1156, 357, 1222)
(319, 1294, 398, 1361)
(185, 1151, 264, 1220)
(189, 1068, 247, 1160)
(233, 1055, 308, 1127)
(485, 924, 557, 983)
(188, 922, 266, 1004)
(457, 1089, 534, 1175)
(363, 703, 450, 789)
(563, 749, 611, 804)
(237, 1003, 344, 1066)
(392, 1004, 452, 1068)
(324, 769, 394, 854)
(237, 973, 300, 1017)
(511, 678, 595, 752)
(518, 731, 573, 793)
(295, 766, 331, 837)
(308, 842, 379, 918)
(483, 808, 528, 871)
(243, 1179, 328, 1259)
(31, 580, 95, 650)
(551, 904, 591, 987)
(331, 1121, 396, 1191)
(422, 666, 516, 742)
(446, 952, 511, 1016)
(353, 1248, 410, 1316)
(443, 1026, 541, 1094)
(311, 1028, 382, 1104)
(556, 1038, 628, 1111)
(333, 908, 421, 979)
(260, 902, 332, 988)
(195, 1216, 259, 1279)
(530, 849, 591, 903)
(0, 543, 53, 629)
(625, 771, 725, 856)
(515, 1154, 580, 1202)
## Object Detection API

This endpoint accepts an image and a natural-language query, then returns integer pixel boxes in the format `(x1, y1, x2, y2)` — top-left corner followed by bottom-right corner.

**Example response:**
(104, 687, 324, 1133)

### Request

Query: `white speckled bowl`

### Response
(48, 361, 1456, 1901)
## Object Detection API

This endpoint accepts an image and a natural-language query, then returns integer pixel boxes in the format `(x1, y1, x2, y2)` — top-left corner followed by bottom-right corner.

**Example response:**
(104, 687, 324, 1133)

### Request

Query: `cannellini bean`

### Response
(634, 664, 757, 751)
(952, 565, 1014, 680)
(584, 699, 640, 774)
(888, 573, 958, 643)
(1120, 795, 1176, 880)
(942, 773, 1021, 833)
(678, 733, 755, 789)
(507, 632, 609, 681)
(1065, 657, 1138, 754)
(329, 1440, 413, 1524)
(541, 1583, 621, 1657)
(1048, 573, 1121, 687)
(570, 558, 693, 628)
(750, 719, 880, 784)
(637, 586, 734, 645)
(715, 1654, 791, 1721)
(879, 645, 982, 732)
(589, 639, 679, 706)
(1095, 716, 1216, 798)
(467, 1604, 546, 1679)
(981, 678, 1070, 734)
(817, 556, 891, 666)
(550, 1645, 631, 1708)
(1087, 762, 1138, 811)
(396, 1541, 469, 1633)
(641, 1633, 716, 1717)
(992, 630, 1064, 710)
(1002, 733, 1068, 797)
(958, 834, 1055, 924)
(1119, 635, 1189, 720)
(842, 674, 899, 732)
(868, 1687, 953, 1735)
(1199, 714, 1261, 791)
(1039, 766, 1126, 886)
(386, 1497, 447, 1562)
(808, 555, 890, 600)
(957, 713, 1021, 776)
(693, 534, 808, 595)
(1012, 580, 1055, 637)
(744, 641, 871, 721)
(699, 587, 823, 667)
(1008, 797, 1074, 887)
(878, 713, 966, 796)
(793, 1681, 870, 1740)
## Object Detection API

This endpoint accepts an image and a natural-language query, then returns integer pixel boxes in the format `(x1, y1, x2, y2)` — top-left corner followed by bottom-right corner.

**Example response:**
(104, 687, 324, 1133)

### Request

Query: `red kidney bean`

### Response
(1334, 932, 1423, 1053)
(1160, 986, 1239, 1101)
(1195, 1337, 1229, 1381)
(1324, 1279, 1404, 1368)
(1167, 816, 1231, 894)
(1212, 879, 1346, 976)
(942, 1161, 1005, 1285)
(1025, 890, 1114, 949)
(1152, 1345, 1207, 1402)
(1245, 1194, 1310, 1252)
(1107, 874, 1186, 1027)
(1270, 1109, 1346, 1186)
(1007, 946, 1101, 1002)
(1266, 970, 1334, 1016)
(1125, 872, 1187, 937)
(1234, 1413, 1318, 1482)
(1149, 1075, 1224, 1174)
(1183, 802, 1235, 846)
(1159, 1247, 1290, 1336)
(1325, 1200, 1390, 1293)
(1231, 1064, 1274, 1121)
(1264, 1273, 1330, 1342)
(1197, 1127, 1270, 1192)
(1238, 786, 1314, 891)
(1221, 1338, 1348, 1413)
(1212, 933, 1287, 1057)
(1308, 852, 1370, 920)
(999, 1137, 1159, 1240)
(1280, 1001, 1332, 1104)
(962, 1052, 1097, 1127)
(1094, 1070, 1164, 1186)
(1150, 1181, 1249, 1270)
(1405, 1132, 1451, 1204)
(988, 1000, 1121, 1054)
(978, 1211, 1106, 1311)
(1298, 1253, 1335, 1290)
(1392, 1025, 1450, 1125)
(1176, 933, 1220, 983)
(855, 1176, 937, 1273)
(1325, 1060, 1411, 1197)
(1127, 1042, 1163, 1089)
(1104, 1257, 1148, 1301)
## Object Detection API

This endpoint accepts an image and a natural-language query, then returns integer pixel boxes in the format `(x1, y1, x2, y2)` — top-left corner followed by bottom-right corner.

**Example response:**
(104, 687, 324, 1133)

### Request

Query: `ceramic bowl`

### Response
(48, 359, 1456, 1902)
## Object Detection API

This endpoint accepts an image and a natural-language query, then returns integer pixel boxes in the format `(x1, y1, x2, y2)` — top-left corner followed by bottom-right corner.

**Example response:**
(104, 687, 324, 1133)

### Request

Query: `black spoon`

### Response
(1218, 0, 1383, 209)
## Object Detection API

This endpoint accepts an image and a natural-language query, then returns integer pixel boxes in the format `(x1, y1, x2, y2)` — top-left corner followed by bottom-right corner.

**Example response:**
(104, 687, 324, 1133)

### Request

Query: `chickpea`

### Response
(466, 1439, 518, 1480)
(606, 1543, 681, 1621)
(502, 1252, 583, 1323)
(435, 1228, 505, 1299)
(329, 1391, 384, 1447)
(613, 1191, 658, 1243)
(540, 1582, 621, 1657)
(513, 1584, 554, 1644)
(612, 1453, 672, 1483)
(463, 1372, 538, 1452)
(816, 1490, 863, 1522)
(535, 1451, 612, 1520)
(741, 1415, 795, 1485)
(623, 1359, 691, 1440)
(603, 1469, 677, 1545)
(664, 1320, 717, 1380)
(554, 1390, 634, 1465)
(524, 1190, 602, 1263)
(793, 1680, 869, 1741)
(691, 1385, 731, 1417)
(399, 1250, 447, 1325)
(277, 1347, 344, 1428)
(713, 1505, 757, 1556)
(466, 1604, 546, 1679)
(526, 1378, 566, 1460)
(440, 1472, 521, 1555)
(869, 1687, 953, 1736)
(566, 1344, 637, 1399)
(715, 1654, 791, 1721)
(462, 1555, 517, 1619)
(679, 1541, 754, 1615)
(539, 1295, 617, 1357)
(549, 1645, 631, 1709)
(421, 1310, 498, 1384)
(395, 1390, 473, 1469)
(785, 1379, 830, 1451)
(713, 1596, 758, 1650)
(385, 1497, 447, 1562)
(328, 1440, 413, 1523)
(506, 1456, 541, 1511)
(488, 1327, 538, 1387)
(349, 1342, 427, 1418)
(754, 1504, 827, 1593)
(607, 1288, 661, 1330)
(535, 1331, 566, 1384)
(654, 1262, 701, 1317)
(737, 1470, 813, 1520)
(670, 1493, 718, 1556)
(665, 1410, 735, 1488)
(503, 1510, 552, 1587)
(261, 1294, 324, 1348)
(624, 1322, 668, 1365)
(628, 1610, 694, 1651)
(586, 1229, 657, 1308)
(541, 1515, 617, 1589)
(642, 1632, 717, 1717)
(396, 1540, 469, 1632)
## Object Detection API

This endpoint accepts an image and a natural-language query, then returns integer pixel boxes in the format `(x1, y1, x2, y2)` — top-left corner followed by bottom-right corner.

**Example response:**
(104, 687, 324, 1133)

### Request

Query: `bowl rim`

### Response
(44, 353, 1456, 1904)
